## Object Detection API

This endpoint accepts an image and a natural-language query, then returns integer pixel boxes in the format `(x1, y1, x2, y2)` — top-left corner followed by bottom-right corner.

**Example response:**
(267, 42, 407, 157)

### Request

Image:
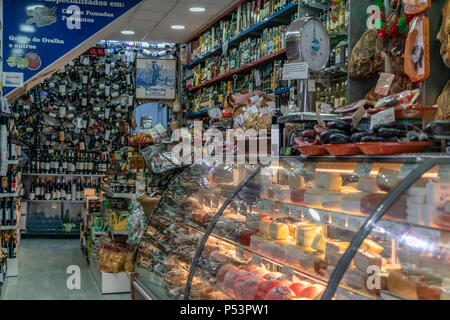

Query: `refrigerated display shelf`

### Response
(151, 213, 374, 301)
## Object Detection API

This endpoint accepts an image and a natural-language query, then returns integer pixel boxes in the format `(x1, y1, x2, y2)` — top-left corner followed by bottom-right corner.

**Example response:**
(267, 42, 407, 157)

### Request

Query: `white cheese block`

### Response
(357, 176, 380, 193)
(288, 175, 305, 190)
(407, 195, 426, 205)
(269, 222, 289, 240)
(311, 234, 326, 252)
(445, 201, 450, 214)
(296, 225, 317, 248)
(298, 248, 321, 271)
(408, 187, 427, 197)
(321, 192, 342, 209)
(315, 172, 342, 191)
(341, 193, 365, 212)
(426, 183, 450, 206)
(274, 189, 291, 202)
(304, 190, 323, 206)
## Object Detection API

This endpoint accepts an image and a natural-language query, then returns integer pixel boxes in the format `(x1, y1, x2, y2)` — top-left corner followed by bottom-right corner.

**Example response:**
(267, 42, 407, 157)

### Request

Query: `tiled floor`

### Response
(2, 238, 130, 300)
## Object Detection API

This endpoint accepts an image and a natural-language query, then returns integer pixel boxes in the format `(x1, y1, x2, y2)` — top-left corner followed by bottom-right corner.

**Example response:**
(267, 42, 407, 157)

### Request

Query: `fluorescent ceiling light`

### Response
(190, 7, 206, 12)
(171, 25, 186, 30)
(121, 30, 135, 35)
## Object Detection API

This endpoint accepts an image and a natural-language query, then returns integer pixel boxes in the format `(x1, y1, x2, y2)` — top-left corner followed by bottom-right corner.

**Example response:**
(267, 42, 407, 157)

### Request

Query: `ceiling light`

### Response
(190, 7, 206, 12)
(121, 30, 135, 35)
(171, 25, 186, 30)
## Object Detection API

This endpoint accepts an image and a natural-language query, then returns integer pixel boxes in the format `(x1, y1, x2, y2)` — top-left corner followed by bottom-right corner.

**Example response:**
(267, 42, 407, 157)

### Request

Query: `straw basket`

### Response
(138, 195, 161, 218)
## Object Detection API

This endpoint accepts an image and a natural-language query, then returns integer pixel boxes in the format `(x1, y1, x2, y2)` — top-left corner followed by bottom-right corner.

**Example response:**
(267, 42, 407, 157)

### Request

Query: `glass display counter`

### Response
(134, 155, 450, 300)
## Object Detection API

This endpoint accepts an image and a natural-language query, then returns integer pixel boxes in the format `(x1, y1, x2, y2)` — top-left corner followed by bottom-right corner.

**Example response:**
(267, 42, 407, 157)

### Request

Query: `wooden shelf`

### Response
(188, 49, 286, 92)
(185, 2, 297, 68)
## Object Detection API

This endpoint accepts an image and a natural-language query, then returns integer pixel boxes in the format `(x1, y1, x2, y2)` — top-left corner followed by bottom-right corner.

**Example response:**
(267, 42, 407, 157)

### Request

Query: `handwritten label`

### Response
(283, 62, 309, 80)
(354, 162, 374, 177)
(370, 107, 395, 129)
(255, 70, 261, 87)
(308, 80, 316, 92)
(352, 106, 367, 128)
(375, 73, 395, 96)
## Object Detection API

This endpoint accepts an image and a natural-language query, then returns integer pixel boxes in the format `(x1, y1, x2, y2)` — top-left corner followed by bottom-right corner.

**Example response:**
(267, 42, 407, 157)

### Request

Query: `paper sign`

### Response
(222, 41, 228, 56)
(3, 72, 23, 87)
(370, 107, 395, 129)
(255, 70, 261, 87)
(282, 62, 309, 80)
(149, 128, 159, 139)
(155, 123, 166, 135)
(354, 162, 373, 177)
(352, 106, 367, 128)
(308, 80, 316, 92)
(316, 109, 326, 128)
(320, 103, 333, 114)
(375, 73, 395, 96)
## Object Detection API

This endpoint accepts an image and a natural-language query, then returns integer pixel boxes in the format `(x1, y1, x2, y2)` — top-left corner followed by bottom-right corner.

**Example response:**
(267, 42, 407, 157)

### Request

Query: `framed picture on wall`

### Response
(136, 58, 176, 100)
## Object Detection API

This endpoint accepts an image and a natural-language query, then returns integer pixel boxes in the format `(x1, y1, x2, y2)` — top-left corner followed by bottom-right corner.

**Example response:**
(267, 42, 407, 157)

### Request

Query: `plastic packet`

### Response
(374, 89, 421, 109)
(405, 14, 430, 82)
(403, 0, 431, 15)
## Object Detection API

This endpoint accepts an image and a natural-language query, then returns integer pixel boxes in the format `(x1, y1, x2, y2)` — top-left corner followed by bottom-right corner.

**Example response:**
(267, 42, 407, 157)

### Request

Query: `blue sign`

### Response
(2, 0, 142, 97)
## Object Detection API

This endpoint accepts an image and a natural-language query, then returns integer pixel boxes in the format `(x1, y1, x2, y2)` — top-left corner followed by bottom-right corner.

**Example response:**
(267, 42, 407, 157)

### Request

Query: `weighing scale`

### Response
(280, 16, 338, 124)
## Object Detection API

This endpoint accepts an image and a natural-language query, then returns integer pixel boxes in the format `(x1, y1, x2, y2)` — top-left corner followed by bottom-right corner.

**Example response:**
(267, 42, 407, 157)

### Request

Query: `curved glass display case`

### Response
(134, 155, 450, 300)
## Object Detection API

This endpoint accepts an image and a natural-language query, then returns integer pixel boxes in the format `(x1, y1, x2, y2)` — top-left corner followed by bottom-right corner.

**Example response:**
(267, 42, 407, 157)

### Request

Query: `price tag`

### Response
(155, 123, 166, 136)
(308, 80, 316, 92)
(289, 205, 304, 220)
(352, 106, 367, 128)
(320, 102, 333, 114)
(316, 109, 326, 128)
(375, 73, 395, 96)
(263, 199, 274, 212)
(222, 41, 228, 56)
(149, 128, 159, 140)
(334, 215, 347, 229)
(255, 70, 261, 87)
(398, 163, 420, 179)
(303, 162, 317, 176)
(414, 227, 440, 247)
(282, 62, 309, 80)
(354, 162, 373, 177)
(370, 107, 395, 129)
(279, 202, 289, 215)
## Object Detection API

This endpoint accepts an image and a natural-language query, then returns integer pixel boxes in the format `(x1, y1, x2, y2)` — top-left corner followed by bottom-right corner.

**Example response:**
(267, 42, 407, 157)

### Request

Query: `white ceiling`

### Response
(105, 0, 241, 43)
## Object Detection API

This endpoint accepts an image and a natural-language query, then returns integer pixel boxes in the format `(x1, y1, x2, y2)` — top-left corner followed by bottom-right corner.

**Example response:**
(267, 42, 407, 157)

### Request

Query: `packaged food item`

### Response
(436, 0, 450, 67)
(374, 89, 421, 109)
(404, 15, 430, 82)
(403, 0, 431, 15)
(349, 29, 385, 79)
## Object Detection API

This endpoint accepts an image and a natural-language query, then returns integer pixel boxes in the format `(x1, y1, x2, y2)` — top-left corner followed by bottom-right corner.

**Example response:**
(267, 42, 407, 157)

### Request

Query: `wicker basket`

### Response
(138, 195, 161, 218)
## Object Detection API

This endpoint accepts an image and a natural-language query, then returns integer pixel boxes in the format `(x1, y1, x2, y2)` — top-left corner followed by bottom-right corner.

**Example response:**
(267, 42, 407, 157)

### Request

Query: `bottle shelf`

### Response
(0, 225, 18, 231)
(22, 199, 85, 204)
(101, 187, 136, 199)
(22, 173, 106, 177)
(184, 2, 297, 69)
(188, 49, 287, 92)
(184, 87, 290, 119)
(0, 193, 19, 198)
